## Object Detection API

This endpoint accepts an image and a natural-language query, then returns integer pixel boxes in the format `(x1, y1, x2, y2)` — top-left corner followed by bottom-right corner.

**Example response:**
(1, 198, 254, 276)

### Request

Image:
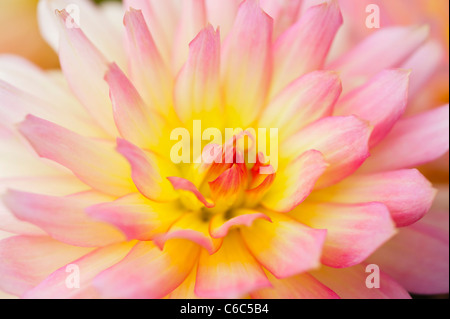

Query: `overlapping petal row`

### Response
(0, 0, 448, 299)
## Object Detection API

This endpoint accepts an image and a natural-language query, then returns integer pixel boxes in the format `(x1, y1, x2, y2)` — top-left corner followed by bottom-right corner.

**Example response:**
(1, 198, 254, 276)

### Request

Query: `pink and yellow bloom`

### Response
(0, 0, 448, 299)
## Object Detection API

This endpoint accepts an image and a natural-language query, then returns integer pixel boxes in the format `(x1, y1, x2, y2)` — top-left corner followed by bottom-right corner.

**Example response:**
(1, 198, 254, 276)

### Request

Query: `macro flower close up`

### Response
(0, 0, 448, 299)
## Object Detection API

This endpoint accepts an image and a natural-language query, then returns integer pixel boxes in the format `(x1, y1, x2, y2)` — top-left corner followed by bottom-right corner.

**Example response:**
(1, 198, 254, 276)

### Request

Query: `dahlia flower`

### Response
(0, 0, 448, 299)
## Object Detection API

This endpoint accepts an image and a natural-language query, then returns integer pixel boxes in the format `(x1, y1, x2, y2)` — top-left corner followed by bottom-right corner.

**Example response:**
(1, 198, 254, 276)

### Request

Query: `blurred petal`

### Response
(281, 116, 371, 188)
(361, 105, 450, 172)
(311, 265, 411, 299)
(334, 69, 410, 147)
(23, 242, 135, 299)
(94, 240, 200, 299)
(251, 272, 339, 299)
(328, 26, 429, 89)
(0, 236, 93, 296)
(367, 209, 449, 295)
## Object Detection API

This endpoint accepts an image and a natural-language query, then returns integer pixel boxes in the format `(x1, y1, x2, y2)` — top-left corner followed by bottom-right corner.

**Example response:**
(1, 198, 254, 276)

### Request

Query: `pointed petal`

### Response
(222, 0, 273, 127)
(55, 9, 118, 136)
(241, 212, 326, 278)
(361, 105, 450, 172)
(123, 0, 178, 66)
(18, 116, 137, 197)
(311, 265, 411, 299)
(281, 116, 371, 188)
(154, 212, 222, 255)
(196, 231, 270, 298)
(205, 0, 240, 39)
(334, 69, 410, 147)
(367, 209, 449, 295)
(271, 1, 342, 95)
(123, 8, 173, 117)
(251, 272, 339, 299)
(174, 25, 222, 128)
(3, 191, 124, 247)
(328, 25, 429, 89)
(116, 139, 177, 202)
(311, 169, 437, 227)
(259, 71, 341, 142)
(172, 0, 207, 73)
(86, 193, 183, 241)
(262, 150, 327, 212)
(106, 63, 165, 150)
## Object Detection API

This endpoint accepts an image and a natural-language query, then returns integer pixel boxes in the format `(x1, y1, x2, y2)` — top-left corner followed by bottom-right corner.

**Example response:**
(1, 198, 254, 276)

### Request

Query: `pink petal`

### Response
(260, 0, 303, 37)
(18, 115, 137, 197)
(174, 25, 222, 128)
(241, 212, 326, 279)
(361, 105, 450, 172)
(123, 8, 172, 117)
(205, 0, 240, 39)
(334, 69, 410, 147)
(311, 264, 411, 299)
(292, 202, 396, 268)
(93, 240, 200, 298)
(106, 63, 165, 150)
(55, 9, 118, 136)
(271, 1, 342, 95)
(281, 116, 371, 188)
(259, 71, 342, 142)
(172, 0, 207, 73)
(167, 176, 214, 208)
(251, 272, 339, 299)
(123, 0, 178, 66)
(262, 150, 327, 212)
(0, 236, 93, 296)
(116, 139, 176, 202)
(23, 242, 135, 299)
(209, 209, 271, 238)
(367, 209, 449, 295)
(86, 193, 183, 241)
(195, 231, 270, 298)
(154, 212, 222, 255)
(3, 190, 124, 247)
(328, 26, 429, 89)
(312, 169, 437, 227)
(222, 0, 273, 127)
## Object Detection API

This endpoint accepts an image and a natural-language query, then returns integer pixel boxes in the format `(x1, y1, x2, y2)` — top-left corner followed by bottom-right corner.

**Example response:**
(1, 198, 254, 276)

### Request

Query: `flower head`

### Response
(0, 0, 448, 299)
